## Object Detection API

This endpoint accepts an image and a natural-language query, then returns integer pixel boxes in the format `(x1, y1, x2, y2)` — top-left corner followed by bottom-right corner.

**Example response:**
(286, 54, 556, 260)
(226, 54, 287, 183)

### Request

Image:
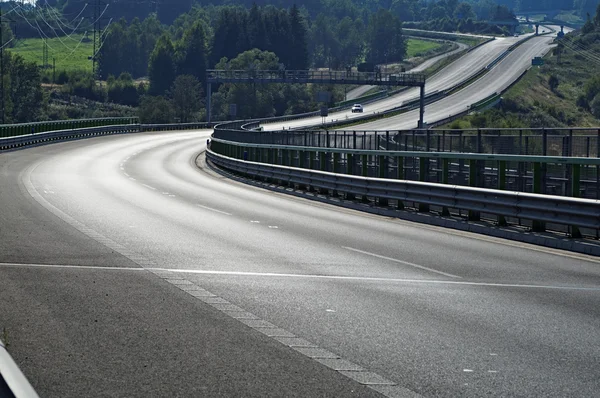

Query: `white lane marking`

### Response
(150, 268, 600, 292)
(142, 184, 156, 190)
(463, 369, 474, 373)
(124, 173, 130, 177)
(129, 177, 136, 181)
(0, 262, 145, 271)
(196, 204, 232, 216)
(343, 246, 461, 279)
(268, 226, 279, 229)
(488, 370, 498, 373)
(250, 220, 260, 223)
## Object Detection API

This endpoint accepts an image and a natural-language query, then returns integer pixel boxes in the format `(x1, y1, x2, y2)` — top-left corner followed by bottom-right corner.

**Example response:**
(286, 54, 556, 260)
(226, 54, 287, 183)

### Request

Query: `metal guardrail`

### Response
(0, 339, 39, 398)
(207, 149, 600, 231)
(0, 125, 140, 151)
(0, 117, 139, 139)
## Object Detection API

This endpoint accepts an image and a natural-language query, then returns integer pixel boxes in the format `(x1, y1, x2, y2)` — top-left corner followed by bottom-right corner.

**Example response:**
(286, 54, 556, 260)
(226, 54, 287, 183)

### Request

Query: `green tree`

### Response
(288, 4, 309, 69)
(3, 53, 44, 123)
(175, 21, 208, 84)
(169, 75, 202, 122)
(548, 75, 559, 92)
(138, 95, 174, 123)
(148, 34, 176, 96)
(213, 49, 281, 119)
(454, 2, 475, 20)
(367, 9, 406, 65)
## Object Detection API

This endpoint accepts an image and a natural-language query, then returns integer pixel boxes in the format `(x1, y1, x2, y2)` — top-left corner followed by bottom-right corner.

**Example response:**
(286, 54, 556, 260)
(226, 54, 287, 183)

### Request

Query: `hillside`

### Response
(446, 20, 600, 129)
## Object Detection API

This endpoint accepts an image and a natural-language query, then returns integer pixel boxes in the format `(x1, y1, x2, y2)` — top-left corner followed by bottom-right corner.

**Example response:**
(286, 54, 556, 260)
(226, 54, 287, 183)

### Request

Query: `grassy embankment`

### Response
(8, 36, 94, 73)
(442, 32, 600, 129)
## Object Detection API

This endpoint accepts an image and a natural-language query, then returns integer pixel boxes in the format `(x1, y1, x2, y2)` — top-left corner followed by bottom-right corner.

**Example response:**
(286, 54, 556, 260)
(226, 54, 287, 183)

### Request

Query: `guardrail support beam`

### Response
(468, 159, 480, 221)
(418, 84, 425, 129)
(361, 155, 369, 203)
(441, 158, 450, 216)
(498, 160, 507, 226)
(571, 164, 583, 238)
(418, 157, 430, 212)
(532, 162, 546, 232)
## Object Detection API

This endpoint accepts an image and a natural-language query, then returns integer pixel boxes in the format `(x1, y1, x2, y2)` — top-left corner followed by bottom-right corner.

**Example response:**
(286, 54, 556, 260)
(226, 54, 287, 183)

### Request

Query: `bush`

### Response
(138, 95, 174, 123)
(590, 94, 600, 119)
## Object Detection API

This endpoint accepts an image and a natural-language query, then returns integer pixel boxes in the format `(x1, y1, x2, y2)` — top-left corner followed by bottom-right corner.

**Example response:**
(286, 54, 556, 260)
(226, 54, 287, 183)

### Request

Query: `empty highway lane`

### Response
(1, 131, 599, 397)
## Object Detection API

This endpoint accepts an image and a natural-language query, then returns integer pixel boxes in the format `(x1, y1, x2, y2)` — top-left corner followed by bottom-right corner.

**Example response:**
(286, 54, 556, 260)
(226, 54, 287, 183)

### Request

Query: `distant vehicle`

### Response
(351, 104, 363, 113)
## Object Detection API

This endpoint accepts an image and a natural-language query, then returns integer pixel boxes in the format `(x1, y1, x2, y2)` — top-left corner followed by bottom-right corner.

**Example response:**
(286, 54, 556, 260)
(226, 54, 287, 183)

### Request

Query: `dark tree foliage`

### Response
(210, 5, 308, 69)
(367, 9, 405, 65)
(2, 52, 45, 123)
(175, 21, 208, 83)
(98, 15, 164, 79)
(148, 34, 176, 95)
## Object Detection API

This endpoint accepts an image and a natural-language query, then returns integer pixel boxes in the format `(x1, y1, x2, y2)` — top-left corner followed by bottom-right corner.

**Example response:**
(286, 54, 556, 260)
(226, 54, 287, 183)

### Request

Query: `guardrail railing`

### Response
(0, 338, 39, 398)
(208, 131, 600, 236)
(0, 117, 138, 139)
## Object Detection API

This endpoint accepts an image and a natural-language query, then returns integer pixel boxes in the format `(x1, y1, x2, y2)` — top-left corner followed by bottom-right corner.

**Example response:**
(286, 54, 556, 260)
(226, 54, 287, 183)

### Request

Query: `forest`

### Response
(0, 0, 590, 123)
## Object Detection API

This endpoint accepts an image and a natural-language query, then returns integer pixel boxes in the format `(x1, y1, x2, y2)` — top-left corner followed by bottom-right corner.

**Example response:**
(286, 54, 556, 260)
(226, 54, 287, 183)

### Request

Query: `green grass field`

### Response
(8, 36, 94, 73)
(406, 38, 443, 58)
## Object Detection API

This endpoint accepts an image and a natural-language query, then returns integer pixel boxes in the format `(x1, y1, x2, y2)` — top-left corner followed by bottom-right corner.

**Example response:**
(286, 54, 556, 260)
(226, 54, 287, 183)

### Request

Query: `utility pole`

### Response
(91, 0, 108, 78)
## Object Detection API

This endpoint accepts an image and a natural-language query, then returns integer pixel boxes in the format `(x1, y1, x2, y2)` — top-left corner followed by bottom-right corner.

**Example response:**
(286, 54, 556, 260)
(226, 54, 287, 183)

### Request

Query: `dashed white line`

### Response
(142, 184, 156, 190)
(343, 246, 461, 279)
(196, 204, 232, 216)
(250, 220, 260, 223)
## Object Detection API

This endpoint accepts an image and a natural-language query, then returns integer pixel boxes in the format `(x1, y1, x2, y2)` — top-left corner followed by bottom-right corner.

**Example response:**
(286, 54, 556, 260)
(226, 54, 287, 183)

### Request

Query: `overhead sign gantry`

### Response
(206, 69, 427, 128)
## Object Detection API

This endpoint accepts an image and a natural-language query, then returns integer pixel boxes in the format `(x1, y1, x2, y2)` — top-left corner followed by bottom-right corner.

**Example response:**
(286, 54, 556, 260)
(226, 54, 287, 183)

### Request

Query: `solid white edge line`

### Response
(151, 268, 600, 292)
(343, 246, 461, 279)
(0, 263, 145, 271)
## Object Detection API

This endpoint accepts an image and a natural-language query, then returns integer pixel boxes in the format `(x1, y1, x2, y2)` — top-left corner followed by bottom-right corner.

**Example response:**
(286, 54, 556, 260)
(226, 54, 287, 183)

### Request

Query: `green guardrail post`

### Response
(418, 157, 429, 212)
(571, 164, 582, 238)
(468, 159, 480, 221)
(396, 156, 404, 209)
(361, 154, 369, 203)
(332, 152, 341, 197)
(378, 155, 388, 206)
(531, 162, 545, 232)
(497, 160, 507, 226)
(346, 153, 355, 200)
(319, 152, 328, 194)
(441, 158, 450, 216)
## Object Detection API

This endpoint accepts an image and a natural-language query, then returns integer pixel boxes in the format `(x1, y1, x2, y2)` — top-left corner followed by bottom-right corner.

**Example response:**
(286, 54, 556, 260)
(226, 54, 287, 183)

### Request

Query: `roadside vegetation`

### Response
(0, 0, 593, 125)
(444, 4, 600, 129)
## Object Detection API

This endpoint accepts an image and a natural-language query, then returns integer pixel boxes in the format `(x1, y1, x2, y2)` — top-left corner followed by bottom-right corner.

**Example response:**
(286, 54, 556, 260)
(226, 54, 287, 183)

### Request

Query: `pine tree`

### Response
(176, 21, 208, 84)
(288, 4, 309, 69)
(148, 34, 176, 96)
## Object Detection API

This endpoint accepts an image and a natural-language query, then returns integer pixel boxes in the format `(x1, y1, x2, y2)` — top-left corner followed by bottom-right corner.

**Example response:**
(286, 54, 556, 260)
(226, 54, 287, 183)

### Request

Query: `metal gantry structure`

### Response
(206, 69, 427, 127)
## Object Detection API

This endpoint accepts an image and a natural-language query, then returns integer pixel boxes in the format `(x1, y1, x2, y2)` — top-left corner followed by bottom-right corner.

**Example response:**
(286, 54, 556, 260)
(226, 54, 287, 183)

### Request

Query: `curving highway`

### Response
(345, 41, 470, 101)
(265, 32, 554, 131)
(1, 132, 600, 397)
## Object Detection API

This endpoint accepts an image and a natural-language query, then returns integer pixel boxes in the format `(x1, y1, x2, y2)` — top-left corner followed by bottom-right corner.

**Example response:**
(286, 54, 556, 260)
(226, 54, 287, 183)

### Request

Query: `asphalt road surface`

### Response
(264, 34, 529, 131)
(345, 42, 470, 101)
(1, 132, 599, 397)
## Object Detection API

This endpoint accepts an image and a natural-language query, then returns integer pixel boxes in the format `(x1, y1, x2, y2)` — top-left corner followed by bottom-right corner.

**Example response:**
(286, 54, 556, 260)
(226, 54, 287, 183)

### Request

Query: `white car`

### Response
(351, 104, 363, 113)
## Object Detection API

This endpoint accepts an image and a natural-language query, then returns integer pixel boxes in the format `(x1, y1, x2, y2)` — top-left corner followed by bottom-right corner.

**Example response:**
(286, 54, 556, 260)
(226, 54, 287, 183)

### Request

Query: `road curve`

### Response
(345, 41, 470, 101)
(1, 132, 599, 397)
